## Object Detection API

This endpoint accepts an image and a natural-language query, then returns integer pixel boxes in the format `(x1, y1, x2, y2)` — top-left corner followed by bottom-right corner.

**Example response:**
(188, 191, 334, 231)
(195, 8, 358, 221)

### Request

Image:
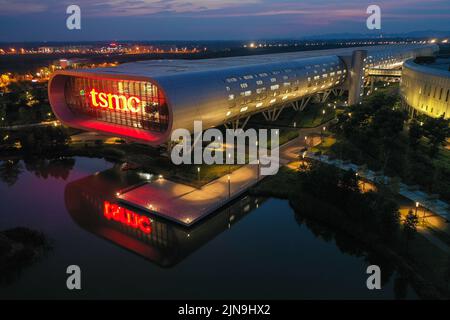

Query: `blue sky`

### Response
(1, 0, 449, 41)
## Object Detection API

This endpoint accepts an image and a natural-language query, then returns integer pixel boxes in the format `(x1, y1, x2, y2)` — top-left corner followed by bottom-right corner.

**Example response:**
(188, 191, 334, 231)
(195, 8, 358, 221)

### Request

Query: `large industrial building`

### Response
(401, 58, 450, 119)
(48, 44, 439, 146)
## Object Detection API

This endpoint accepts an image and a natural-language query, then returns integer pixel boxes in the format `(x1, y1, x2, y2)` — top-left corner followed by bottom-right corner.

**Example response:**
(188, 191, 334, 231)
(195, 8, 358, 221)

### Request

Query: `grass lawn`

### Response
(68, 143, 241, 188)
(309, 135, 336, 153)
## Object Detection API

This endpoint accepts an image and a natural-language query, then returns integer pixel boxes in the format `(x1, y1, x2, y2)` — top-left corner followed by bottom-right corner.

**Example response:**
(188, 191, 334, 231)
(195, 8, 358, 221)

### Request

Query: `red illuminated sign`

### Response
(103, 201, 152, 234)
(89, 89, 142, 113)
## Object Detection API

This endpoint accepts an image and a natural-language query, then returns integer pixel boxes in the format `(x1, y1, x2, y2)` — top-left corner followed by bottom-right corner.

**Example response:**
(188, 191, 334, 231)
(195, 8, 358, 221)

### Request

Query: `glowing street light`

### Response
(256, 159, 260, 181)
(197, 167, 201, 183)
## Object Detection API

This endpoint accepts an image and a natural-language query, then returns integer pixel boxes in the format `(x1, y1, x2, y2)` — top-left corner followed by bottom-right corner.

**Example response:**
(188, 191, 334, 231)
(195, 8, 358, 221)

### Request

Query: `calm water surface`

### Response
(0, 157, 416, 299)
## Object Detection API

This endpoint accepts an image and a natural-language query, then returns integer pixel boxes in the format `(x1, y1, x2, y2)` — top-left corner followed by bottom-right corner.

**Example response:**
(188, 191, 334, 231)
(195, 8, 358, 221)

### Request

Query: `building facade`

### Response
(401, 59, 450, 119)
(48, 44, 439, 146)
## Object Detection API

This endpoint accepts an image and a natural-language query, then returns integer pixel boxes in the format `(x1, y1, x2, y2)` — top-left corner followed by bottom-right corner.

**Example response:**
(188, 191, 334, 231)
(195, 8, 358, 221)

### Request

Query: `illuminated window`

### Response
(64, 77, 168, 132)
(256, 87, 266, 94)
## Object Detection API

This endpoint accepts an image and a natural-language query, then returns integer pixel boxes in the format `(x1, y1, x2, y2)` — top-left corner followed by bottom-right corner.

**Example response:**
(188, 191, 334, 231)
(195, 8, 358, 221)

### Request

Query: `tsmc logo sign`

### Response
(88, 89, 142, 113)
(103, 201, 152, 234)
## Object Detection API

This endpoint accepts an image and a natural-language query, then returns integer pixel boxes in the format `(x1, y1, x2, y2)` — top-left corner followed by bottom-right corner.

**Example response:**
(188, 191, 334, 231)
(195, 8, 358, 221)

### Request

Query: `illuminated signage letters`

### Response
(103, 201, 151, 234)
(89, 89, 141, 113)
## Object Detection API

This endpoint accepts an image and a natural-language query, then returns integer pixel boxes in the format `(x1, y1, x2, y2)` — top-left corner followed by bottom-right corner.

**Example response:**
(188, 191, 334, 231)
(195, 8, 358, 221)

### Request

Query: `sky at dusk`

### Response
(0, 0, 449, 41)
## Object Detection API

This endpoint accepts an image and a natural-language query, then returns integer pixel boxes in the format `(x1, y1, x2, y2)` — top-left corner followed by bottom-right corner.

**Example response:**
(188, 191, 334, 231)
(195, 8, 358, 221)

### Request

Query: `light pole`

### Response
(415, 201, 419, 218)
(228, 175, 231, 199)
(257, 159, 260, 181)
(256, 140, 259, 180)
(197, 167, 200, 185)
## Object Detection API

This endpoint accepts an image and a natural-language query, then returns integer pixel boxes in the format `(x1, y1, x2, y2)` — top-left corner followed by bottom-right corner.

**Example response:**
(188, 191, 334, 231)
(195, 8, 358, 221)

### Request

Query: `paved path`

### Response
(117, 120, 335, 226)
(307, 153, 450, 222)
(118, 131, 310, 226)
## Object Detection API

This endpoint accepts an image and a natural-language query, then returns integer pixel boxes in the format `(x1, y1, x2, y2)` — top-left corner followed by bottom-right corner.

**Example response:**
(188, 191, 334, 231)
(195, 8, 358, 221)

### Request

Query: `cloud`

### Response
(1, 0, 449, 28)
(0, 0, 48, 14)
(0, 0, 262, 16)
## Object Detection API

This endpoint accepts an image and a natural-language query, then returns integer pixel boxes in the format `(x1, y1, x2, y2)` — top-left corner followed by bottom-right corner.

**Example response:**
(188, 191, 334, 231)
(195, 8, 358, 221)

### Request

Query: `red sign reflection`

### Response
(103, 201, 152, 234)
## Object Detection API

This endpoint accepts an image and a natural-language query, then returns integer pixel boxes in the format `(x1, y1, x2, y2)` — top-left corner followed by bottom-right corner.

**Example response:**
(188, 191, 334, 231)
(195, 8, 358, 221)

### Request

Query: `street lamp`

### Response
(415, 201, 419, 218)
(227, 175, 231, 199)
(257, 159, 260, 181)
(321, 126, 326, 139)
(197, 167, 200, 184)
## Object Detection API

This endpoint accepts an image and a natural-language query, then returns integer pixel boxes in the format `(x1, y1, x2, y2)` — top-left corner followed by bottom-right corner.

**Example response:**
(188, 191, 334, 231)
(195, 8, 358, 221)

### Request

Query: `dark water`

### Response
(0, 157, 417, 299)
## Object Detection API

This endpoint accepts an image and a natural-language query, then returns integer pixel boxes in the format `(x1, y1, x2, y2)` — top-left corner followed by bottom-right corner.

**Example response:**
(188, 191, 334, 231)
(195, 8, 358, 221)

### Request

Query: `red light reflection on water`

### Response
(103, 201, 151, 234)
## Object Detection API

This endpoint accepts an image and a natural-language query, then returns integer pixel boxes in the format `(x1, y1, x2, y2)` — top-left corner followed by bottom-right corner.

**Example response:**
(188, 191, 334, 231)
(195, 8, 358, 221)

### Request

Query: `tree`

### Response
(422, 116, 450, 156)
(0, 160, 22, 186)
(408, 119, 424, 150)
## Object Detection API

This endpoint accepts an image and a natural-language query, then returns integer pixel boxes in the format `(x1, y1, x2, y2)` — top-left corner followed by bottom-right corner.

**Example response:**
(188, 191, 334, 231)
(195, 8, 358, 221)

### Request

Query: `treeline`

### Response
(331, 92, 450, 200)
(297, 163, 400, 244)
(0, 81, 53, 126)
(0, 126, 70, 155)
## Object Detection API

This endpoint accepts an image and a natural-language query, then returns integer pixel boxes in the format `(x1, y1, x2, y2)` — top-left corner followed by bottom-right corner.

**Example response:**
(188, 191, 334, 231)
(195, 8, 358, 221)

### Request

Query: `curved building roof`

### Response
(49, 43, 439, 145)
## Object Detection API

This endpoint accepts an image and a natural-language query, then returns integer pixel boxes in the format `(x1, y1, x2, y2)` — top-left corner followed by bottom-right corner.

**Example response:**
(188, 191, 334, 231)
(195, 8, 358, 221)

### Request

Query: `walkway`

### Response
(117, 120, 335, 226)
(306, 153, 450, 222)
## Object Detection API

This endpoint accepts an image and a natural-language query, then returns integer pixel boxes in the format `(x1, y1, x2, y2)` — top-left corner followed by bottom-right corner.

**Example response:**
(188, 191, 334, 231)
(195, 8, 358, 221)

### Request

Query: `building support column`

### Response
(347, 50, 367, 106)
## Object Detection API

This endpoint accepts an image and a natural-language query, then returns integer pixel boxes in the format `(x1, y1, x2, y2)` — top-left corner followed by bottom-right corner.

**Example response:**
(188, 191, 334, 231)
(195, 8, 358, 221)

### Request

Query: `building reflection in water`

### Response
(65, 168, 264, 268)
